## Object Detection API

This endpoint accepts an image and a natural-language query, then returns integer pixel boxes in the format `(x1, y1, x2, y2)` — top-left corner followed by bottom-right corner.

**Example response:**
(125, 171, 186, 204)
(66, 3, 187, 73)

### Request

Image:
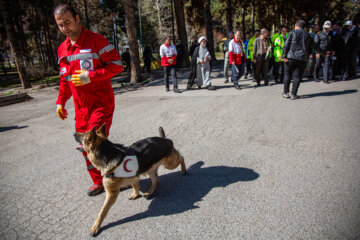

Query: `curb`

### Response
(0, 92, 33, 107)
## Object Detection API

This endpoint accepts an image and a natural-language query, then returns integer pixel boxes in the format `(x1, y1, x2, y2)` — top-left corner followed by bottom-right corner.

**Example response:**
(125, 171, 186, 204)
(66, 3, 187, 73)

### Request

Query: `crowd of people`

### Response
(158, 19, 360, 100)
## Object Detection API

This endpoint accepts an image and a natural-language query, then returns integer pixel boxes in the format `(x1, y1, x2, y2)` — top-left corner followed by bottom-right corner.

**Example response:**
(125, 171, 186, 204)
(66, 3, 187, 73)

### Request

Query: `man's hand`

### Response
(253, 59, 256, 63)
(278, 57, 282, 61)
(309, 54, 313, 58)
(71, 70, 91, 87)
(326, 51, 330, 57)
(200, 60, 204, 64)
(283, 58, 289, 62)
(56, 104, 68, 120)
(316, 53, 320, 58)
(168, 59, 174, 64)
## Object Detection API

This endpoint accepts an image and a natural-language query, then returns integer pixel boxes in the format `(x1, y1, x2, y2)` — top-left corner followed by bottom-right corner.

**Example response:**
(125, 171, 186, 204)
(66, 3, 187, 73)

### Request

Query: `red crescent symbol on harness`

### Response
(123, 159, 132, 173)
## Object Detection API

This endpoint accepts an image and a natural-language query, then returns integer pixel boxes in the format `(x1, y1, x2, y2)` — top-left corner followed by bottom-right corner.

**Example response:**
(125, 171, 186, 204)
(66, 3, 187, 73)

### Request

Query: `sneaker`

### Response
(207, 85, 216, 90)
(173, 89, 182, 93)
(87, 184, 104, 196)
(291, 94, 298, 100)
(234, 86, 241, 90)
(324, 81, 329, 84)
(282, 93, 290, 98)
(224, 79, 229, 83)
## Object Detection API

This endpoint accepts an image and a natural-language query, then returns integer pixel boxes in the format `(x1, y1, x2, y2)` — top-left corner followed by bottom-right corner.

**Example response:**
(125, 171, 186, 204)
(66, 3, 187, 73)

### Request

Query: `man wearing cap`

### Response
(54, 4, 123, 196)
(340, 20, 357, 81)
(314, 21, 332, 84)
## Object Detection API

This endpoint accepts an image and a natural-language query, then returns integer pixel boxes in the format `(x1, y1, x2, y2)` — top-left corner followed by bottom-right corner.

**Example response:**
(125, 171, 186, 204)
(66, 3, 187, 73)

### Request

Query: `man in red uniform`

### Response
(54, 4, 123, 196)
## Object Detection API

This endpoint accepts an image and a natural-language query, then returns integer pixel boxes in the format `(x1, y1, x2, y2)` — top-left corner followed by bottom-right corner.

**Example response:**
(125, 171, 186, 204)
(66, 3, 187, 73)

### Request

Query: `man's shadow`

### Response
(99, 161, 259, 234)
(300, 89, 357, 98)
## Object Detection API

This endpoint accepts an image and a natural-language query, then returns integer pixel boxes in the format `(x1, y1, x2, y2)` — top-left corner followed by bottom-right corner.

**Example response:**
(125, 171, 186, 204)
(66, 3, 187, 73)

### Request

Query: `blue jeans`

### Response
(231, 63, 245, 87)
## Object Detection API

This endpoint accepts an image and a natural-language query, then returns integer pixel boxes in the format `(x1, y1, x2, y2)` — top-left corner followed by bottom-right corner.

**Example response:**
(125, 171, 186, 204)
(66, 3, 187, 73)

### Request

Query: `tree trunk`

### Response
(174, 0, 190, 67)
(204, 0, 216, 60)
(155, 0, 163, 34)
(123, 0, 142, 83)
(251, 2, 254, 33)
(225, 0, 232, 34)
(0, 0, 31, 88)
(242, 6, 246, 36)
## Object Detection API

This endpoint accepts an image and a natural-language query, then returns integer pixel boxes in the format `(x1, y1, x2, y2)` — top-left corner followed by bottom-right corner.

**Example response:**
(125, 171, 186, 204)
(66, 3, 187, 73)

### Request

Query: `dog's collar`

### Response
(106, 147, 139, 178)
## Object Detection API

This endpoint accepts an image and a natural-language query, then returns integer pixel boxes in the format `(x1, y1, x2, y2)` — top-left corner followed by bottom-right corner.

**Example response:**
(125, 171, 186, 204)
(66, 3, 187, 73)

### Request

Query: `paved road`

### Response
(1, 64, 360, 239)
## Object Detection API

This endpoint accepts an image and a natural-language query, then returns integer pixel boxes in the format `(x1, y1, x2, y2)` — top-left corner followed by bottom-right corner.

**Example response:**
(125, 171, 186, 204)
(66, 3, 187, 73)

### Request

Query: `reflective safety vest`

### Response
(274, 35, 286, 62)
(56, 26, 123, 133)
(247, 36, 255, 61)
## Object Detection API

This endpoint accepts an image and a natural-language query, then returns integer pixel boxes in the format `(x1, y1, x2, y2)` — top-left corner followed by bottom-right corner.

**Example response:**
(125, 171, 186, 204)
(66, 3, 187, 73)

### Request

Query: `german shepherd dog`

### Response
(74, 124, 186, 236)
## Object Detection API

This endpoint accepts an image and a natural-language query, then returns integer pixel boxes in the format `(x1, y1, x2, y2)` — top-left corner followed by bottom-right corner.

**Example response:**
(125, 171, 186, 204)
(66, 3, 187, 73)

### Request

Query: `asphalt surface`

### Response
(0, 64, 360, 239)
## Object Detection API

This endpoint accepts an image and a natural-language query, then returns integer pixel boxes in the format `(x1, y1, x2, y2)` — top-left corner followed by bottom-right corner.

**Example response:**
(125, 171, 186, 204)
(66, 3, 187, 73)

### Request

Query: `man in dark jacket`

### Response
(329, 22, 342, 80)
(314, 21, 332, 83)
(121, 48, 131, 72)
(143, 43, 152, 73)
(282, 20, 313, 100)
(341, 20, 357, 80)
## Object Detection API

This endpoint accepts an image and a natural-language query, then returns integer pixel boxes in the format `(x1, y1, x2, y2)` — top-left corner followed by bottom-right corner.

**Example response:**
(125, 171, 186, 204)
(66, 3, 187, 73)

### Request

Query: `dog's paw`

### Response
(142, 192, 150, 198)
(90, 224, 100, 236)
(128, 193, 140, 200)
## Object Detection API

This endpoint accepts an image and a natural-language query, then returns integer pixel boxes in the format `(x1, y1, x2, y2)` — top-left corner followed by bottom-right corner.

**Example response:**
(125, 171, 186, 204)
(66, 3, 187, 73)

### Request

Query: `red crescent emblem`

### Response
(123, 159, 132, 173)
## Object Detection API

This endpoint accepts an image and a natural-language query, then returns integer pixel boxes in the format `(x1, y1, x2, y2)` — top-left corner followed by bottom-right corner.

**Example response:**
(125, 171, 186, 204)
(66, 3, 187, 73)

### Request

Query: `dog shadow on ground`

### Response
(98, 161, 259, 234)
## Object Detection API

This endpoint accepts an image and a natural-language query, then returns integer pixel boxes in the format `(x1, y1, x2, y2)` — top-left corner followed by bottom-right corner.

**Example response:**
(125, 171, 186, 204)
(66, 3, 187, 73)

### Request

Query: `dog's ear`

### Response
(89, 127, 97, 140)
(96, 123, 107, 139)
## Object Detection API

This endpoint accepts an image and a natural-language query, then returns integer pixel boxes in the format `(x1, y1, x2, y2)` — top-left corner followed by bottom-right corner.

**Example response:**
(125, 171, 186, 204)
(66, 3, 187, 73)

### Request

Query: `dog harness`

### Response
(107, 147, 139, 178)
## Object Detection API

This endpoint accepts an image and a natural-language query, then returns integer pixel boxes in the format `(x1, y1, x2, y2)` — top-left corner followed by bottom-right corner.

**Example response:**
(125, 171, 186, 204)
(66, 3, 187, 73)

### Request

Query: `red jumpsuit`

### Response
(56, 27, 123, 185)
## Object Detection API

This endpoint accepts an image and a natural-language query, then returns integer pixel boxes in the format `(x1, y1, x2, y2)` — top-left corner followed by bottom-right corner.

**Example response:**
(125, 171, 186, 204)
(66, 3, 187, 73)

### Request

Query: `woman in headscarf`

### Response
(186, 36, 215, 90)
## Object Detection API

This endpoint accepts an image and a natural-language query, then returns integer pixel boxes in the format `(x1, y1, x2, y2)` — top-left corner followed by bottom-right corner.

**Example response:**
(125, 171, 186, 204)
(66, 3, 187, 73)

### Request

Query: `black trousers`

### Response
(255, 54, 269, 85)
(283, 60, 306, 96)
(330, 53, 341, 80)
(341, 50, 351, 80)
(245, 59, 252, 77)
(314, 55, 330, 81)
(274, 61, 284, 83)
(163, 65, 178, 89)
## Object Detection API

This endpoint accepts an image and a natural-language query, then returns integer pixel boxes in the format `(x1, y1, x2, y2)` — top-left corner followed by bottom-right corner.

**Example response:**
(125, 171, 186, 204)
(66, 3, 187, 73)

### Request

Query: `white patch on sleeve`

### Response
(80, 49, 92, 53)
(113, 155, 139, 178)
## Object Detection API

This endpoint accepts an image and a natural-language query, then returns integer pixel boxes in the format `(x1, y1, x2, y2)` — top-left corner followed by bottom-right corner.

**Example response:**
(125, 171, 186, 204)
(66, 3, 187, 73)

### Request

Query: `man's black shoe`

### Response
(173, 89, 182, 93)
(207, 85, 216, 90)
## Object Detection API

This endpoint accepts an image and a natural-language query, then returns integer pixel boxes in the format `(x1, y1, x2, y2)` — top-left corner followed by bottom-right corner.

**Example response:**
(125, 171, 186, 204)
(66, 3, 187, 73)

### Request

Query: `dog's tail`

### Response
(159, 127, 166, 138)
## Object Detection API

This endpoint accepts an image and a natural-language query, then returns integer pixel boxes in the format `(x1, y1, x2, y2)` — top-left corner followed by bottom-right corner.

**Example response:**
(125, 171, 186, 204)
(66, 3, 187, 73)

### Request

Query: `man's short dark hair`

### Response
(228, 31, 234, 35)
(54, 4, 78, 19)
(165, 36, 172, 41)
(295, 20, 306, 28)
